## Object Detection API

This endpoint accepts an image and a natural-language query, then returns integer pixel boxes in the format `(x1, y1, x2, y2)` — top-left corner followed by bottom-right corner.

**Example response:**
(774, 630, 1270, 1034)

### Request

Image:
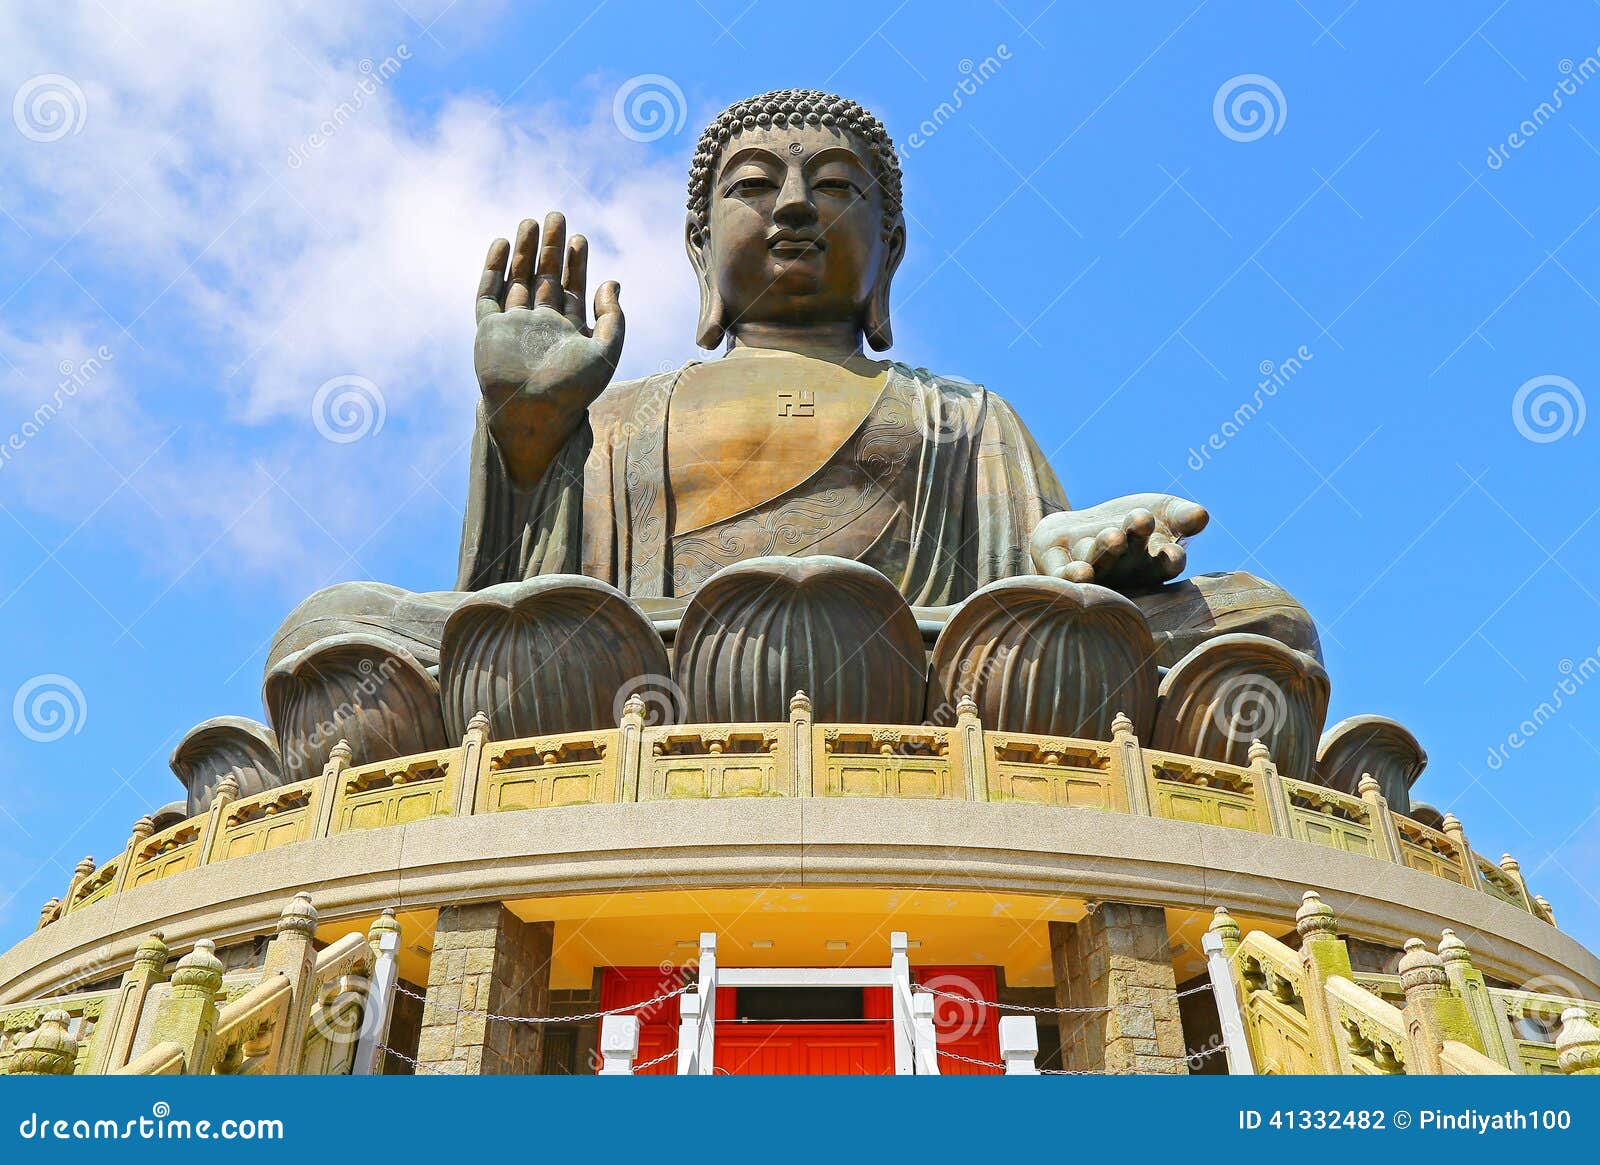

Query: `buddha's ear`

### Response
(864, 216, 906, 352)
(686, 215, 726, 350)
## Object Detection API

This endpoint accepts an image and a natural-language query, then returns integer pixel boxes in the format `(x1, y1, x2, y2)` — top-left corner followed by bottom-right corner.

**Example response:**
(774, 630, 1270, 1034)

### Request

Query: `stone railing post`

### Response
(1534, 895, 1557, 928)
(112, 816, 157, 896)
(911, 992, 940, 1074)
(1203, 907, 1254, 1075)
(1399, 937, 1483, 1073)
(353, 910, 401, 1076)
(1248, 740, 1293, 837)
(1440, 814, 1484, 891)
(196, 776, 240, 867)
(62, 856, 96, 913)
(955, 696, 987, 802)
(1111, 711, 1151, 815)
(1497, 854, 1537, 913)
(1435, 929, 1516, 1070)
(1356, 775, 1404, 864)
(93, 930, 171, 1074)
(999, 1015, 1039, 1075)
(890, 931, 914, 1076)
(1555, 1007, 1600, 1075)
(261, 892, 319, 1073)
(1294, 892, 1352, 1074)
(8, 1010, 78, 1075)
(599, 1014, 641, 1075)
(450, 711, 491, 816)
(36, 898, 61, 932)
(148, 939, 225, 1073)
(310, 739, 353, 839)
(788, 690, 813, 797)
(618, 694, 646, 802)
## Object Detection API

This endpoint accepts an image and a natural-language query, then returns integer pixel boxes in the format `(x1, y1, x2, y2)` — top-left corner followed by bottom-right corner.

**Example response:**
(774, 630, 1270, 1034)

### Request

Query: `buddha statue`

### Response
(255, 89, 1331, 788)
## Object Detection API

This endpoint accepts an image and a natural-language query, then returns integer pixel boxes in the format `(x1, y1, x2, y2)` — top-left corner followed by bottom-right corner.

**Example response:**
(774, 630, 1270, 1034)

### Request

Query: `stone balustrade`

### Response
(1, 894, 397, 1076)
(40, 695, 1555, 932)
(1209, 897, 1597, 1076)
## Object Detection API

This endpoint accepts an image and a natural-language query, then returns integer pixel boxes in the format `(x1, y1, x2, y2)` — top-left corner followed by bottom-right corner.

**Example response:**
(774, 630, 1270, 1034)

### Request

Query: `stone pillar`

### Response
(1111, 712, 1151, 815)
(416, 904, 554, 1075)
(260, 891, 319, 1073)
(1399, 937, 1481, 1073)
(1049, 902, 1187, 1074)
(93, 930, 170, 1073)
(148, 939, 225, 1072)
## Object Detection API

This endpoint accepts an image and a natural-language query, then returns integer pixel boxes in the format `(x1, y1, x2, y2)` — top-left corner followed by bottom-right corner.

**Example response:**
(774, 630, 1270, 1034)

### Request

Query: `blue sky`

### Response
(1, 1, 1597, 961)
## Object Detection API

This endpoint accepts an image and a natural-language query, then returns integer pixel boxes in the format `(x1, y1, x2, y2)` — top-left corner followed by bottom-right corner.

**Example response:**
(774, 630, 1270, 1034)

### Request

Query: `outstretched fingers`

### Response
(476, 237, 510, 322)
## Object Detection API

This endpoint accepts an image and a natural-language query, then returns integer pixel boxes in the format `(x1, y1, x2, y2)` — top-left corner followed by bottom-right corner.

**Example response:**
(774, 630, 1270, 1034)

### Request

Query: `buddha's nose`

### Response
(773, 168, 818, 226)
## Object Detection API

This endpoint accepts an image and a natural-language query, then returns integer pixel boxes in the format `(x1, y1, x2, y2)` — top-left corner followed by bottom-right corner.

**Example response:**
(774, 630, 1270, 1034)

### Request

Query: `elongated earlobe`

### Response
(864, 219, 906, 352)
(686, 216, 726, 349)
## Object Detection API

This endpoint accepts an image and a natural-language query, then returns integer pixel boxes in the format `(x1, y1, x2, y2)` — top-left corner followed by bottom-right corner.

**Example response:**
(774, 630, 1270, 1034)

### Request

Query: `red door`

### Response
(597, 966, 999, 1075)
(914, 965, 1001, 1075)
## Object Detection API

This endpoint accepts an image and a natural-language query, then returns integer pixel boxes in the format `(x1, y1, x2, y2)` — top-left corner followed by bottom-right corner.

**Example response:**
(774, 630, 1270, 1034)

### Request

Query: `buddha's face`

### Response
(696, 123, 899, 337)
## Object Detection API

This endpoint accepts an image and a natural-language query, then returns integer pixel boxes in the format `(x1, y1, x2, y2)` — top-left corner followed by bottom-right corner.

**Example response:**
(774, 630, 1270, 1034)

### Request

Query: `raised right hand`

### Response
(474, 212, 624, 484)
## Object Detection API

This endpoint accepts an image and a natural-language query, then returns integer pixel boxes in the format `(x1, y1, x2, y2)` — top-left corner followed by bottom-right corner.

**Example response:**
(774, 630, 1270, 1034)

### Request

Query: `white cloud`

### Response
(0, 1, 697, 591)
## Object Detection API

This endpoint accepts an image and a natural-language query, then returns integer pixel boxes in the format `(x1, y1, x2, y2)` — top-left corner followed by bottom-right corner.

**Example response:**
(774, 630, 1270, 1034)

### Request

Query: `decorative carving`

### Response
(169, 716, 285, 816)
(439, 575, 668, 740)
(674, 556, 925, 724)
(926, 577, 1158, 739)
(263, 634, 447, 781)
(1151, 632, 1330, 780)
(1315, 715, 1426, 812)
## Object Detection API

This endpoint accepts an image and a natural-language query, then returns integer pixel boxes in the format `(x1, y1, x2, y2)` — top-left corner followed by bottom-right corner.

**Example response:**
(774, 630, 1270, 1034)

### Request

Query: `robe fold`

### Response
(456, 361, 1067, 607)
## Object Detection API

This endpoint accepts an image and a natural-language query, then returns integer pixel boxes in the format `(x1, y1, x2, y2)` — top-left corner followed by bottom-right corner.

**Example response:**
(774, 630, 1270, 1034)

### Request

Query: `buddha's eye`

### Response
(725, 175, 777, 197)
(813, 178, 860, 198)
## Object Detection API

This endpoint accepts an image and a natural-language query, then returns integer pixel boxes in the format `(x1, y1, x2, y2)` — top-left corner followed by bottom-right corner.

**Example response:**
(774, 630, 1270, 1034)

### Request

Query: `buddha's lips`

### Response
(768, 232, 825, 257)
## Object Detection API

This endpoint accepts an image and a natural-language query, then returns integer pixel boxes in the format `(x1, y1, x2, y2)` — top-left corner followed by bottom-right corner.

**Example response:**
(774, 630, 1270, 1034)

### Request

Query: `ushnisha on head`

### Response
(684, 89, 907, 352)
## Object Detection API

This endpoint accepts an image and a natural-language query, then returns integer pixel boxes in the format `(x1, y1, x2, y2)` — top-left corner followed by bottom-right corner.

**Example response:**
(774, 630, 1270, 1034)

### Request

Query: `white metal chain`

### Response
(393, 979, 692, 1025)
(376, 1041, 449, 1075)
(630, 1046, 681, 1072)
(913, 980, 1212, 1015)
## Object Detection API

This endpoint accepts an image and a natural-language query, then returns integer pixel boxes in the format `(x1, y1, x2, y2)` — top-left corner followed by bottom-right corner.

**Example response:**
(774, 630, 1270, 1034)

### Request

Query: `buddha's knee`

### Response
(1130, 570, 1321, 669)
(266, 581, 464, 674)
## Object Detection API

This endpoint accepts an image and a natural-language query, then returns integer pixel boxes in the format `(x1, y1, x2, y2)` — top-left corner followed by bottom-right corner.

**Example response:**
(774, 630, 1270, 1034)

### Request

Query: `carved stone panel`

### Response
(1151, 632, 1330, 780)
(674, 555, 925, 724)
(439, 575, 670, 740)
(168, 716, 285, 815)
(927, 577, 1158, 739)
(263, 634, 448, 780)
(1316, 715, 1427, 812)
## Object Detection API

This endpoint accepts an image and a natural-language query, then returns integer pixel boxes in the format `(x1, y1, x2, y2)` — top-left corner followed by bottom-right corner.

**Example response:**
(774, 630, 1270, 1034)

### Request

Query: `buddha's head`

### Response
(686, 89, 906, 351)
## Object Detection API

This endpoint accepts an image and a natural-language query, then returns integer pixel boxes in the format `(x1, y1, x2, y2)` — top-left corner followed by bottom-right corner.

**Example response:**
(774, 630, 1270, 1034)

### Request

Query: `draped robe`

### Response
(456, 361, 1068, 607)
